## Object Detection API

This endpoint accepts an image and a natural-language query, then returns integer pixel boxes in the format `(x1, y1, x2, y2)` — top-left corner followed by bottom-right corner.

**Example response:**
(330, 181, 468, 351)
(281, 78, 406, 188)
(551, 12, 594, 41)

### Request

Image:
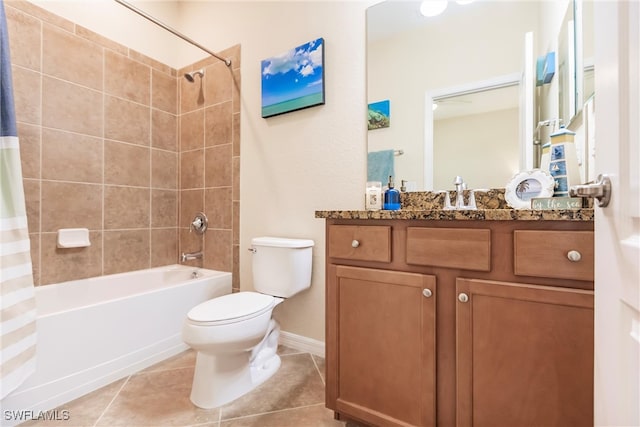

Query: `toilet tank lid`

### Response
(251, 237, 314, 248)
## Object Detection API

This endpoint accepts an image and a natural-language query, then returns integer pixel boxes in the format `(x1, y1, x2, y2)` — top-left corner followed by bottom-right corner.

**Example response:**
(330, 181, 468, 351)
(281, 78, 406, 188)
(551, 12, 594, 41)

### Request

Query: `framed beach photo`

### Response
(261, 38, 325, 118)
(505, 169, 555, 209)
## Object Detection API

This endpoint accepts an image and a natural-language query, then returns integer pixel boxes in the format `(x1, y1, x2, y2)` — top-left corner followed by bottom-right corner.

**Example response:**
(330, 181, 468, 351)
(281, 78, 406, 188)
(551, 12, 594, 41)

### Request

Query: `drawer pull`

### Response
(351, 240, 360, 248)
(567, 250, 582, 262)
(423, 288, 433, 298)
(458, 293, 469, 303)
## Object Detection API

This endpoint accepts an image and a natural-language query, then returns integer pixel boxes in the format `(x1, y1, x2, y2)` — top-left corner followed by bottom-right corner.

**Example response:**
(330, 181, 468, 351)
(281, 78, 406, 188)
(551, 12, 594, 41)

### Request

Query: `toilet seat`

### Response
(187, 292, 276, 326)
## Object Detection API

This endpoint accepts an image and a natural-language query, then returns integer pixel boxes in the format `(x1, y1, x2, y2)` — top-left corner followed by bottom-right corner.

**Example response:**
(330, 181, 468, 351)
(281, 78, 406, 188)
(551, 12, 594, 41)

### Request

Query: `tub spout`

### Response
(181, 251, 203, 262)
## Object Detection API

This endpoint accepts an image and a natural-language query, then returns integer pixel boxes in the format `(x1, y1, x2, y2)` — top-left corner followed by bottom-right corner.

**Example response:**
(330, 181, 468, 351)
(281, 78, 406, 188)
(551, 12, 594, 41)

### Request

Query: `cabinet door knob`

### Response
(567, 250, 582, 262)
(351, 240, 360, 248)
(422, 288, 433, 298)
(458, 293, 469, 303)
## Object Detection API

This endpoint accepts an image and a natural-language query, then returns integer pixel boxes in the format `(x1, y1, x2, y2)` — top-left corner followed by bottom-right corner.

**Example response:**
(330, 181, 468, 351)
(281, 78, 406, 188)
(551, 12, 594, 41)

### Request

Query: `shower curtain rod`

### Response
(113, 0, 231, 67)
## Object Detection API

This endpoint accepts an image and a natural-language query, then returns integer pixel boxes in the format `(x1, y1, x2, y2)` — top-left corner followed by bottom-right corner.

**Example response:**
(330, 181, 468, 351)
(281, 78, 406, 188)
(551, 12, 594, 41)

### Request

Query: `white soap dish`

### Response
(57, 228, 91, 248)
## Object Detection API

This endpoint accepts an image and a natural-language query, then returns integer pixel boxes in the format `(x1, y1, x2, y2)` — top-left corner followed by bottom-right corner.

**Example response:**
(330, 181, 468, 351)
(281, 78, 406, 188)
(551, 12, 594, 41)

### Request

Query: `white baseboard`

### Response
(279, 330, 325, 358)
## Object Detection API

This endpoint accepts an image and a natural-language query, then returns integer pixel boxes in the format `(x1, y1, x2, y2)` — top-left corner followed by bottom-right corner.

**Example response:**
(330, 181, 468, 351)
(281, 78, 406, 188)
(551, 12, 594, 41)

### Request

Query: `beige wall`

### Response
(9, 1, 369, 341)
(175, 2, 370, 341)
(433, 108, 520, 190)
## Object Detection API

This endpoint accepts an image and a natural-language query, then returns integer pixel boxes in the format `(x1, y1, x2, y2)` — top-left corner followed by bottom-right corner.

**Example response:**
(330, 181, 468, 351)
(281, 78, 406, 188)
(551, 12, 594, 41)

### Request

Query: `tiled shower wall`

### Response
(6, 1, 240, 288)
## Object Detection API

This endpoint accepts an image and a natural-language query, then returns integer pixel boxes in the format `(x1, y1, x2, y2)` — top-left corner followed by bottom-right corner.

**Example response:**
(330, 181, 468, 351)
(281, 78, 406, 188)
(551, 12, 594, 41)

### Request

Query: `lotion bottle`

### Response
(383, 175, 401, 210)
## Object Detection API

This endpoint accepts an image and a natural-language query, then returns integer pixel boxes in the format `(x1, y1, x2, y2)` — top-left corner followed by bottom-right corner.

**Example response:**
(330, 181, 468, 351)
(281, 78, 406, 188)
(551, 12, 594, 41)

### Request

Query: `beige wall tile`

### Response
(43, 23, 103, 91)
(179, 189, 204, 229)
(6, 5, 41, 71)
(42, 128, 103, 183)
(204, 229, 232, 272)
(151, 149, 177, 189)
(75, 25, 127, 56)
(23, 179, 40, 233)
(232, 112, 240, 156)
(179, 227, 202, 263)
(233, 200, 239, 245)
(7, 4, 238, 285)
(104, 50, 150, 105)
(203, 62, 233, 107)
(232, 244, 239, 289)
(180, 149, 204, 190)
(151, 190, 177, 228)
(12, 66, 41, 125)
(204, 187, 232, 229)
(42, 76, 102, 136)
(179, 109, 204, 151)
(29, 233, 40, 286)
(152, 109, 177, 152)
(105, 141, 150, 187)
(151, 228, 178, 267)
(6, 1, 73, 32)
(104, 186, 150, 230)
(232, 67, 241, 114)
(152, 69, 177, 114)
(17, 122, 40, 179)
(41, 181, 102, 232)
(103, 230, 150, 275)
(205, 101, 232, 147)
(105, 95, 150, 146)
(40, 231, 103, 285)
(233, 156, 240, 201)
(205, 144, 232, 188)
(179, 74, 205, 114)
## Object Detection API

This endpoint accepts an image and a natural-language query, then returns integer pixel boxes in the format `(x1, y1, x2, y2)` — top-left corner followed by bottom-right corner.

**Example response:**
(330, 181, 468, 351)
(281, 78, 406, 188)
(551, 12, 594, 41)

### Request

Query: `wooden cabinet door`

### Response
(327, 265, 436, 427)
(456, 278, 594, 427)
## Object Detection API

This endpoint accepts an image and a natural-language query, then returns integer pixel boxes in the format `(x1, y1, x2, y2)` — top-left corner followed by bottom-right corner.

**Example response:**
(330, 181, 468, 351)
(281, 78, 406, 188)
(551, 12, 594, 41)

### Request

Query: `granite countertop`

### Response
(315, 208, 594, 221)
(315, 189, 594, 221)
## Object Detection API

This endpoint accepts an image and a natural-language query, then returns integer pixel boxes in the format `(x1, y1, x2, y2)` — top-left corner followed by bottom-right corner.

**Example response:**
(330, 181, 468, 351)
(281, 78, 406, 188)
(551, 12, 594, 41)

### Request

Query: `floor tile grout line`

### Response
(310, 353, 326, 386)
(209, 402, 328, 425)
(92, 374, 132, 427)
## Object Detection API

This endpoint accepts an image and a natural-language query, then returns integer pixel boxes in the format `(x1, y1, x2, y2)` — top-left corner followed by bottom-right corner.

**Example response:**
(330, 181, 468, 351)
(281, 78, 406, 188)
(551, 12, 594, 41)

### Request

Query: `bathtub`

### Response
(1, 265, 231, 423)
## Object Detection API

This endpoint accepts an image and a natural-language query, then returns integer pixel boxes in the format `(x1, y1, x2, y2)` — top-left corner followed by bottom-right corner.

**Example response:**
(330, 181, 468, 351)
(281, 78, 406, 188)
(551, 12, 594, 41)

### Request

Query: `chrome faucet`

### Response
(441, 176, 476, 210)
(181, 251, 203, 262)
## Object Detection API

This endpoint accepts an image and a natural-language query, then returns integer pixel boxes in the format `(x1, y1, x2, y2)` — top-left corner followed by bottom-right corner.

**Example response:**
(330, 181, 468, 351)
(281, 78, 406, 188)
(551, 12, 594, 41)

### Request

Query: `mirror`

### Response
(367, 0, 592, 191)
(558, 2, 576, 125)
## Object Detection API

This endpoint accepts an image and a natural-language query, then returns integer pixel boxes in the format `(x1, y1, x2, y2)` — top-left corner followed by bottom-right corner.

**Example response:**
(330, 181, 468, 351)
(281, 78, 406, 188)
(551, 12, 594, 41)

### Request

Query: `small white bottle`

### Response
(365, 181, 382, 210)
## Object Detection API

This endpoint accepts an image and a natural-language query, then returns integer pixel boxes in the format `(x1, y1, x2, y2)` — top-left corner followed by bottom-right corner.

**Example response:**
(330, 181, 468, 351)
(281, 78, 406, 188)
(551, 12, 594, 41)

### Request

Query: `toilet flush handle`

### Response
(248, 247, 257, 253)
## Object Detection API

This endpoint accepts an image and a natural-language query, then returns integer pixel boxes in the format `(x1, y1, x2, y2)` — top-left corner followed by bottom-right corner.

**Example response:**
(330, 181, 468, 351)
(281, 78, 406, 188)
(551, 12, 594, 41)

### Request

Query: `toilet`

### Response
(182, 236, 314, 409)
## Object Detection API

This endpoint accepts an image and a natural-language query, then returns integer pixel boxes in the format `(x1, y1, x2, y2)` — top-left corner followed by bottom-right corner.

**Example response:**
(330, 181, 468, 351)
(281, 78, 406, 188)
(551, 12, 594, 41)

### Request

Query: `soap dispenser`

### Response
(383, 175, 401, 210)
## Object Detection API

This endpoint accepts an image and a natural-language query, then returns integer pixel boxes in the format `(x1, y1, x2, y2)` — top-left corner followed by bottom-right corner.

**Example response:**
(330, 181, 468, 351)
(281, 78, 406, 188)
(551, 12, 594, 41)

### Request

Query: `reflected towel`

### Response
(367, 149, 395, 185)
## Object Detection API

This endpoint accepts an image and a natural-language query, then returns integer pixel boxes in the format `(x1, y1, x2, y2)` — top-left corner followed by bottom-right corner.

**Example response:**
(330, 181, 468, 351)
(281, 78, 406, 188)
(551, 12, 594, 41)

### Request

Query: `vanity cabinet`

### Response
(324, 219, 594, 427)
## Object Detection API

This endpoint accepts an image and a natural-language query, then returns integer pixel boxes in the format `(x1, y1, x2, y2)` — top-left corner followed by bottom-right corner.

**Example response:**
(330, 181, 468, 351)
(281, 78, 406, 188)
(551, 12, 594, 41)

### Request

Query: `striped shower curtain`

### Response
(0, 0, 37, 399)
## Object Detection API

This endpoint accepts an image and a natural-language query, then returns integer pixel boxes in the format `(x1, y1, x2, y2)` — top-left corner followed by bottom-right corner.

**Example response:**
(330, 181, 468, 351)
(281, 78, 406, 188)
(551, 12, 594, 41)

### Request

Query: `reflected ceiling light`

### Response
(420, 0, 448, 17)
(432, 103, 439, 111)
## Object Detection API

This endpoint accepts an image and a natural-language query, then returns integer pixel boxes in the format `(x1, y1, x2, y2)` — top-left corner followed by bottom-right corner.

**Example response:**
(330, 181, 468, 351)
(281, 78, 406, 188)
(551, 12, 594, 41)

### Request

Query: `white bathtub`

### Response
(1, 265, 231, 423)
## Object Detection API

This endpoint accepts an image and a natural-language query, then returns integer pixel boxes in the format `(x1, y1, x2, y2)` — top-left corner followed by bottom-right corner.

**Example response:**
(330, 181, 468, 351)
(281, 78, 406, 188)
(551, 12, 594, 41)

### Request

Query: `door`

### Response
(327, 265, 436, 427)
(593, 1, 640, 425)
(456, 278, 594, 427)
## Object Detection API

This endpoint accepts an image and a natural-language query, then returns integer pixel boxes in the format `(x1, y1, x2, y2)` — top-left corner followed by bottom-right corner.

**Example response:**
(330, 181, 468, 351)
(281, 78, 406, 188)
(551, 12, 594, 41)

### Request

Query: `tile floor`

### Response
(19, 346, 355, 427)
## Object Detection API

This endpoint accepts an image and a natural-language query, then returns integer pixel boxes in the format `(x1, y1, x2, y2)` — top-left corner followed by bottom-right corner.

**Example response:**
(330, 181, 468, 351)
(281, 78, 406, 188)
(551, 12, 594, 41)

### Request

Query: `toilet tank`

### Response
(251, 237, 314, 298)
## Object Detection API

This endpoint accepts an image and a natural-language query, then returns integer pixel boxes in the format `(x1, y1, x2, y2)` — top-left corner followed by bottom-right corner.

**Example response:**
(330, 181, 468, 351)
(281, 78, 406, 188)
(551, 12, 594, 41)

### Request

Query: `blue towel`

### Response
(367, 150, 395, 185)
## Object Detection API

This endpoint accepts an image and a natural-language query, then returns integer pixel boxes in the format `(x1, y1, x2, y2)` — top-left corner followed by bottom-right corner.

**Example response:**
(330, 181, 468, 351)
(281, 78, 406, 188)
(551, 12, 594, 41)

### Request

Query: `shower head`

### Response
(184, 69, 204, 82)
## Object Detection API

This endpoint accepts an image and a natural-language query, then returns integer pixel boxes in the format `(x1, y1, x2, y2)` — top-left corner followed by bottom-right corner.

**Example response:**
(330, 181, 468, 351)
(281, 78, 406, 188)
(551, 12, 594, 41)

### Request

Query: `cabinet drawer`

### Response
(514, 230, 594, 281)
(328, 225, 391, 262)
(406, 227, 491, 271)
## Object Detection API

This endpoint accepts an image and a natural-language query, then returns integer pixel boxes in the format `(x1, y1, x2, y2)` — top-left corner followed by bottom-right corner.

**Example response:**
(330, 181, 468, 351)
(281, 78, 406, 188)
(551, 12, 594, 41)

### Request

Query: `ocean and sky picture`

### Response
(261, 38, 325, 118)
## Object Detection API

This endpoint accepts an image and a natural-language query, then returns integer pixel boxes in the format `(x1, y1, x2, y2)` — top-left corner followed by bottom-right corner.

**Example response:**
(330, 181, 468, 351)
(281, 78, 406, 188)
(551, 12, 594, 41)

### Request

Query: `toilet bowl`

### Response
(182, 236, 314, 409)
